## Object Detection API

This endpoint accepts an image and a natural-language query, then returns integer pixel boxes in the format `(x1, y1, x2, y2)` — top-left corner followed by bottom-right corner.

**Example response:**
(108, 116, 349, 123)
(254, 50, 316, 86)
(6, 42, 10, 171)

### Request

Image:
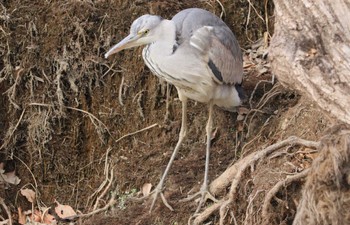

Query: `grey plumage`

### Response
(105, 8, 244, 212)
(172, 8, 243, 85)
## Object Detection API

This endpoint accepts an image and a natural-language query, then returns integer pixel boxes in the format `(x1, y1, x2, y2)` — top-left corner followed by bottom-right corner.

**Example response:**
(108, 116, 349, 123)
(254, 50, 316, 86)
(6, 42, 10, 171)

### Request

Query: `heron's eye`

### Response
(144, 29, 149, 35)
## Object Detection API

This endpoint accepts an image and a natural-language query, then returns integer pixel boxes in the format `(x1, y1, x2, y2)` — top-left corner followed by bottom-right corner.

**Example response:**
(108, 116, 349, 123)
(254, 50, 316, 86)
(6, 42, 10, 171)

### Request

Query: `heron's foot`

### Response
(130, 183, 174, 213)
(180, 185, 218, 213)
(149, 184, 174, 212)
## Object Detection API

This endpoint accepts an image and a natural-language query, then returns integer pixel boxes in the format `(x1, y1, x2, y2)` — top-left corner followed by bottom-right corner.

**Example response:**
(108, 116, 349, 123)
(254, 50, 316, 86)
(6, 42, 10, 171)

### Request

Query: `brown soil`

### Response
(0, 1, 339, 225)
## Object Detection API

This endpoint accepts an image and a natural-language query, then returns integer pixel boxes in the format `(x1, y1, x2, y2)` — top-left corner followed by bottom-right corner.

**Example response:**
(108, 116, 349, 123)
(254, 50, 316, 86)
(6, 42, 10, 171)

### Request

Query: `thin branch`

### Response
(0, 108, 26, 150)
(215, 0, 226, 18)
(76, 192, 117, 219)
(28, 103, 112, 138)
(0, 198, 12, 225)
(66, 106, 111, 136)
(13, 156, 40, 210)
(118, 75, 125, 106)
(246, 0, 265, 22)
(93, 169, 114, 210)
(115, 123, 159, 144)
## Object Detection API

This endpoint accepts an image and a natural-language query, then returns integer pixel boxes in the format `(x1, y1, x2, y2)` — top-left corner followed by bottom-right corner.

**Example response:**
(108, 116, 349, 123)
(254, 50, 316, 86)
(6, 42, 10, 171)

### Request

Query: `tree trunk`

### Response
(270, 0, 350, 125)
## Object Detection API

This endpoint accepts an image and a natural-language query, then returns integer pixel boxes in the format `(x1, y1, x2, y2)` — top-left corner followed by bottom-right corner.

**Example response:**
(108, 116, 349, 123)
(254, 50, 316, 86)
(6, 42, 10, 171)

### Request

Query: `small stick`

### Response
(58, 193, 117, 221)
(248, 80, 274, 109)
(0, 198, 12, 225)
(93, 168, 114, 210)
(66, 106, 111, 136)
(28, 103, 112, 138)
(0, 108, 26, 149)
(13, 155, 38, 189)
(115, 123, 158, 144)
(215, 0, 226, 18)
(246, 0, 265, 22)
(118, 75, 125, 106)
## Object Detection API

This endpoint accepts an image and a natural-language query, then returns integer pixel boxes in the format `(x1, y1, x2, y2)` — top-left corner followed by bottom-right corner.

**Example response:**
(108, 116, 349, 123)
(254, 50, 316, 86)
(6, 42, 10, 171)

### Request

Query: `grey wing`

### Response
(172, 8, 243, 85)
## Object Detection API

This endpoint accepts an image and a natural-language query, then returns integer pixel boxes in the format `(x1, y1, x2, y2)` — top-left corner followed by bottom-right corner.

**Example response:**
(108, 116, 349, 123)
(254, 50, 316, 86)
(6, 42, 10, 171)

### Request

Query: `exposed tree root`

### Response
(192, 136, 319, 225)
(190, 200, 225, 225)
(261, 168, 310, 224)
(76, 192, 117, 219)
(293, 125, 350, 225)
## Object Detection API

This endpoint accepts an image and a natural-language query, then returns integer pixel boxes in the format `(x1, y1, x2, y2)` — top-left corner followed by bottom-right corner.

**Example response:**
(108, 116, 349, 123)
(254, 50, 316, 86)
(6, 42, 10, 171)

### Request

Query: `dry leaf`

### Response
(142, 183, 152, 197)
(237, 122, 244, 132)
(1, 170, 21, 185)
(18, 207, 26, 225)
(237, 114, 245, 121)
(31, 210, 42, 222)
(42, 210, 57, 225)
(41, 207, 57, 225)
(21, 188, 36, 203)
(54, 201, 77, 219)
(238, 107, 250, 115)
(257, 66, 268, 76)
(0, 219, 9, 224)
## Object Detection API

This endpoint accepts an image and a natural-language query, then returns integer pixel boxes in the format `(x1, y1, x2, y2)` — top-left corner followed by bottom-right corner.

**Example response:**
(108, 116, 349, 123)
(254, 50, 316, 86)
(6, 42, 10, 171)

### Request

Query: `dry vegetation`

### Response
(0, 0, 349, 225)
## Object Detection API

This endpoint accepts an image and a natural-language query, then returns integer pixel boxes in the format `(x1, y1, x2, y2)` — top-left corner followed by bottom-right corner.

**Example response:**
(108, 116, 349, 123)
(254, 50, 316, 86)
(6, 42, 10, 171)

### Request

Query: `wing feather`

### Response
(172, 8, 243, 85)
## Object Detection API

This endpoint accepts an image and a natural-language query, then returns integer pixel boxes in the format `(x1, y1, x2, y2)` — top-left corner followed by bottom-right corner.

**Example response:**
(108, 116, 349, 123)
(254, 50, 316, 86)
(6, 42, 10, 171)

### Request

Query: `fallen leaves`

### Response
(20, 188, 36, 203)
(244, 38, 270, 77)
(42, 210, 56, 224)
(237, 106, 250, 122)
(0, 161, 21, 185)
(142, 183, 152, 197)
(17, 207, 26, 225)
(18, 207, 57, 225)
(16, 188, 78, 225)
(54, 200, 77, 220)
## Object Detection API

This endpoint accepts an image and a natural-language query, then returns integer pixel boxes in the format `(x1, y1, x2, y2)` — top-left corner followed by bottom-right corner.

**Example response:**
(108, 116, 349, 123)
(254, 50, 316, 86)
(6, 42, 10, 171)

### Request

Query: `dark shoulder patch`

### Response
(208, 59, 223, 82)
(172, 44, 178, 54)
(172, 35, 181, 54)
(235, 83, 246, 100)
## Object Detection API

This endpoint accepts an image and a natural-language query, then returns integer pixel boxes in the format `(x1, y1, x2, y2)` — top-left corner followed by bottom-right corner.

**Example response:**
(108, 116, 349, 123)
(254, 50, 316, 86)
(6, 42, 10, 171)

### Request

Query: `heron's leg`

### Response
(164, 83, 171, 123)
(159, 80, 171, 123)
(150, 97, 188, 212)
(181, 102, 218, 213)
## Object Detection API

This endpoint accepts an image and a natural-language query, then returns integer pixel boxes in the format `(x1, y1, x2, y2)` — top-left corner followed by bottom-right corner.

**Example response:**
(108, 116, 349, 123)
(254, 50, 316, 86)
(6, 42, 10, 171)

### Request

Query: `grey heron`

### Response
(105, 8, 244, 212)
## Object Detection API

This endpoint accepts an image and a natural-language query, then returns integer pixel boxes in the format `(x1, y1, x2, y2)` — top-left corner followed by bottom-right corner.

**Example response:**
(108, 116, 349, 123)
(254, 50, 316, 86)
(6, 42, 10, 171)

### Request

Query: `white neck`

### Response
(150, 19, 176, 56)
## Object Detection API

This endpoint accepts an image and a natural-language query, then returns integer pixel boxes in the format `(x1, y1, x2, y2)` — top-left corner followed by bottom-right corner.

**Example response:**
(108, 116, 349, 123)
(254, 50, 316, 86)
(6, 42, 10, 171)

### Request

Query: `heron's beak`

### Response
(104, 34, 141, 58)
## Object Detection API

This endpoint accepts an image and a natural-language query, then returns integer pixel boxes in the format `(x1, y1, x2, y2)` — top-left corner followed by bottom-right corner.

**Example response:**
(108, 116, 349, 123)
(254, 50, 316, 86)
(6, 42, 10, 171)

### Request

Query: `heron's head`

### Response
(105, 15, 163, 58)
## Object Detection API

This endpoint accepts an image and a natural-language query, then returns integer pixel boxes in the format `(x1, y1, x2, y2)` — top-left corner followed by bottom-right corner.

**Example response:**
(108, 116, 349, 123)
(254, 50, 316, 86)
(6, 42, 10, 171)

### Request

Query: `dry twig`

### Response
(0, 198, 12, 225)
(118, 75, 125, 106)
(70, 192, 118, 220)
(93, 167, 114, 210)
(115, 123, 158, 144)
(0, 108, 26, 150)
(3, 67, 23, 110)
(28, 103, 112, 142)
